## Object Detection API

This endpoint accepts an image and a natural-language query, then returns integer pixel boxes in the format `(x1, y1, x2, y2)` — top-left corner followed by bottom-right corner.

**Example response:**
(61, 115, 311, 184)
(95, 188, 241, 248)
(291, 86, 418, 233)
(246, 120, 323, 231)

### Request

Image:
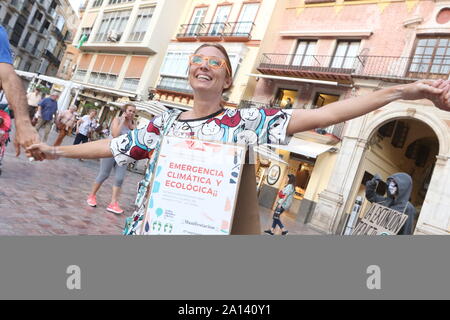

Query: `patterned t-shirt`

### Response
(110, 107, 293, 235)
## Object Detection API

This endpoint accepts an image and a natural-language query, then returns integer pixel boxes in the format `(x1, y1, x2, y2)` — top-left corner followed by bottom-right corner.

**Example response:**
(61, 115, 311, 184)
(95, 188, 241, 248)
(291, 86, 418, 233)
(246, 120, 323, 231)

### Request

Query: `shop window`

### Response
(275, 88, 297, 109)
(313, 92, 340, 108)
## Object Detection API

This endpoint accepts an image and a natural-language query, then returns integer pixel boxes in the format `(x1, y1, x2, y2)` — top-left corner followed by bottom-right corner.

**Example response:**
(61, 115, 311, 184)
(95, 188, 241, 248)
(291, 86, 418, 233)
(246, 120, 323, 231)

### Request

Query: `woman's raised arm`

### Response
(287, 79, 450, 136)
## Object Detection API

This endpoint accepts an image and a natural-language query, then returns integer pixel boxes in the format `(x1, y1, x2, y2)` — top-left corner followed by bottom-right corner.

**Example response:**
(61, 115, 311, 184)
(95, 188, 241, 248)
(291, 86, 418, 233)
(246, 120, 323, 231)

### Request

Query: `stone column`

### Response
(415, 155, 450, 235)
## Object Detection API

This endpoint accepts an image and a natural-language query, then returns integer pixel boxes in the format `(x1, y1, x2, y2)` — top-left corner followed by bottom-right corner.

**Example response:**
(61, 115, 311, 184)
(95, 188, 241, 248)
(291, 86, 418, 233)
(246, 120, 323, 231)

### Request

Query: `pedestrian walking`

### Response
(26, 88, 42, 123)
(74, 109, 97, 145)
(35, 92, 59, 143)
(86, 104, 136, 214)
(53, 105, 77, 146)
(264, 174, 296, 235)
(0, 25, 42, 160)
(27, 43, 450, 235)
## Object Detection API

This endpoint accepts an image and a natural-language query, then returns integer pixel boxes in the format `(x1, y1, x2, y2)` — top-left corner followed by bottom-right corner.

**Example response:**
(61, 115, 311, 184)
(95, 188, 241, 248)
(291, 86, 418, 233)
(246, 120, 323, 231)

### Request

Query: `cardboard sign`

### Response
(351, 203, 409, 235)
(141, 136, 248, 235)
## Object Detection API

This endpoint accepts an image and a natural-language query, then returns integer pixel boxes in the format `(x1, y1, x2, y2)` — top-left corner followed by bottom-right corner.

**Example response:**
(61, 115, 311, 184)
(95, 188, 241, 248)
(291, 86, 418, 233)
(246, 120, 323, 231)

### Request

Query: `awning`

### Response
(247, 73, 352, 87)
(253, 145, 288, 164)
(267, 138, 338, 159)
(77, 82, 137, 98)
(110, 100, 168, 117)
(160, 100, 192, 111)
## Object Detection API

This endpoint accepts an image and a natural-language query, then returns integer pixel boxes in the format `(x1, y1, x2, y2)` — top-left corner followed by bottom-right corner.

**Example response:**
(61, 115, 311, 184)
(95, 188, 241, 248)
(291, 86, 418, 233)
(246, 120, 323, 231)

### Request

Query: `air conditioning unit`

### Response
(107, 30, 122, 42)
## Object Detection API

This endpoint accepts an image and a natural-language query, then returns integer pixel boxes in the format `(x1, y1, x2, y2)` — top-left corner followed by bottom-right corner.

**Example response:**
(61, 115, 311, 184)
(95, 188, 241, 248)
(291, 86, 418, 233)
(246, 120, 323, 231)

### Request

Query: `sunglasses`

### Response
(189, 54, 231, 76)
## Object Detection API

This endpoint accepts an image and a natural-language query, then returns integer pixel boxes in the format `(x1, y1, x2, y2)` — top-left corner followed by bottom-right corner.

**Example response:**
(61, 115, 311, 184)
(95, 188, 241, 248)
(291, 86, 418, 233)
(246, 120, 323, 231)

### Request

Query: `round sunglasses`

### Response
(189, 54, 231, 76)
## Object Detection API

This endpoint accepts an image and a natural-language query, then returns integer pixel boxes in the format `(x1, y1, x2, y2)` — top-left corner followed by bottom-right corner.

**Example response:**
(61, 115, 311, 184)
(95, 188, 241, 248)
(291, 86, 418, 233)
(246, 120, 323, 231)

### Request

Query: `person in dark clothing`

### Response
(365, 173, 416, 235)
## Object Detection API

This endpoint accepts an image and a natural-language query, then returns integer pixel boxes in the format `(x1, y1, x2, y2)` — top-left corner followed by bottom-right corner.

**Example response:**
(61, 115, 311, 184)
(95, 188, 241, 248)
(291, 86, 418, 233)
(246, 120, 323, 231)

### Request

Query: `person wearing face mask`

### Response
(26, 43, 450, 235)
(365, 173, 416, 235)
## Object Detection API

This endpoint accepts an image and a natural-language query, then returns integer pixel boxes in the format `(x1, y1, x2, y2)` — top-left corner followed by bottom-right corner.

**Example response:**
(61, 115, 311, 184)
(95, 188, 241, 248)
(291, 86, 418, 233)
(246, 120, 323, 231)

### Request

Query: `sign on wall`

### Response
(141, 136, 246, 235)
(351, 203, 408, 235)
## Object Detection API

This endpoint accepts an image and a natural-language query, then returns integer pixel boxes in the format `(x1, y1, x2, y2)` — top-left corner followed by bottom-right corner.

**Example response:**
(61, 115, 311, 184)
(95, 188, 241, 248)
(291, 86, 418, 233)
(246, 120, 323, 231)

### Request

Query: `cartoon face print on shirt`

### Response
(267, 113, 288, 144)
(221, 109, 241, 128)
(240, 108, 264, 132)
(198, 118, 225, 141)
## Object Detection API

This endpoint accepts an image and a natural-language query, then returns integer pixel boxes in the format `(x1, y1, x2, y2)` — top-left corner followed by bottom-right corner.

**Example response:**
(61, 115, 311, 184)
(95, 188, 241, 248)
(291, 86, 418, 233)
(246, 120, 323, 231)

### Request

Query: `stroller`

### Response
(0, 109, 11, 176)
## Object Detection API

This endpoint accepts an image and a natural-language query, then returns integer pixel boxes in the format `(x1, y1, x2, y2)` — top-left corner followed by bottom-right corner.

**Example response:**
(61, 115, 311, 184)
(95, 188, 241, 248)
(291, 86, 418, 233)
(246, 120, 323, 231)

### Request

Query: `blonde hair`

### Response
(122, 103, 136, 112)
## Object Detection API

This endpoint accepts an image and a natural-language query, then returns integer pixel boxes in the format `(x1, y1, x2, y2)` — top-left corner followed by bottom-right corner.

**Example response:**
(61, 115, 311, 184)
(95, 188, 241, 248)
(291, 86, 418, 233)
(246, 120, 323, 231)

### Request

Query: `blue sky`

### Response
(69, 0, 83, 11)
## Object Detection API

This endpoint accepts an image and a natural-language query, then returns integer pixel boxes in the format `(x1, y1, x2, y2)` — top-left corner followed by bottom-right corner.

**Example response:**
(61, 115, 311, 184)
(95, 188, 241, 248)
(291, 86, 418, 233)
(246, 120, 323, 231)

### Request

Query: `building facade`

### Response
(71, 0, 185, 126)
(153, 0, 278, 110)
(0, 0, 77, 76)
(56, 0, 82, 80)
(248, 0, 450, 235)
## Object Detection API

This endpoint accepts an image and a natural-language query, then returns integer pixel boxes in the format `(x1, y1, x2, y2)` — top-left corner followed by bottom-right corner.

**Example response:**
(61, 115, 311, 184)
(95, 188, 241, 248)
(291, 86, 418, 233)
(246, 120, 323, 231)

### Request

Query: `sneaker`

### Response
(282, 231, 289, 235)
(107, 202, 124, 215)
(264, 230, 274, 235)
(87, 194, 97, 207)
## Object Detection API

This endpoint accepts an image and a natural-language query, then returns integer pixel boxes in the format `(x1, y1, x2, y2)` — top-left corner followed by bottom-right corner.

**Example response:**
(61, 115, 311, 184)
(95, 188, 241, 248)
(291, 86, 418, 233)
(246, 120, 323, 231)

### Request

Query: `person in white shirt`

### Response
(74, 109, 97, 145)
(26, 88, 42, 120)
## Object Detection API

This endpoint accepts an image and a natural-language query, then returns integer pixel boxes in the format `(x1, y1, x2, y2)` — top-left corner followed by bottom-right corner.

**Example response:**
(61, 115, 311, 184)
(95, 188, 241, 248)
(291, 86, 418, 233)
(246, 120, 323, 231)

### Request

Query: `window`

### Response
(89, 72, 117, 88)
(95, 10, 131, 42)
(92, 0, 104, 7)
(409, 37, 450, 75)
(80, 27, 92, 41)
(73, 70, 87, 81)
(186, 7, 208, 36)
(209, 5, 232, 35)
(160, 52, 190, 77)
(291, 40, 317, 66)
(128, 7, 155, 42)
(331, 40, 360, 69)
(234, 3, 259, 35)
(108, 0, 134, 5)
(120, 78, 140, 92)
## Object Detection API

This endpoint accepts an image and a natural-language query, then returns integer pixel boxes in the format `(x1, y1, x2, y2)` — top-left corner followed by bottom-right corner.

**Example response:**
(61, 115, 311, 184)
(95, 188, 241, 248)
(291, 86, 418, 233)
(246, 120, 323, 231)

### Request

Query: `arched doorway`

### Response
(343, 118, 439, 235)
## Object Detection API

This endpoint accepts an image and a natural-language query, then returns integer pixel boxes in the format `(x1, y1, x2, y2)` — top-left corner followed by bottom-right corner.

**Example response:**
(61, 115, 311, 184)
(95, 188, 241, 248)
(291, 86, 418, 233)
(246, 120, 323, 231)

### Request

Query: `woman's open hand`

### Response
(401, 79, 450, 111)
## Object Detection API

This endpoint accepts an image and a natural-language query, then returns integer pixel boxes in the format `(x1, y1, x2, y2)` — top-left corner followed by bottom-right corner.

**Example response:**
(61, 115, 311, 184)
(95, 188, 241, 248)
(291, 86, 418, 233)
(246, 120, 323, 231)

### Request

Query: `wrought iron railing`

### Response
(352, 55, 450, 81)
(177, 22, 255, 39)
(176, 24, 204, 38)
(259, 54, 358, 75)
(259, 53, 450, 81)
(223, 22, 255, 38)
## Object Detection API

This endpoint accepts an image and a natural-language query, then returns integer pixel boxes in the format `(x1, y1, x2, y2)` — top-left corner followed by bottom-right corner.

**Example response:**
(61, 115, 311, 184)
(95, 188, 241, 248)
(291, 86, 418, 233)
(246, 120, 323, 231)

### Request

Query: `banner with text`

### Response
(351, 203, 408, 235)
(142, 136, 246, 235)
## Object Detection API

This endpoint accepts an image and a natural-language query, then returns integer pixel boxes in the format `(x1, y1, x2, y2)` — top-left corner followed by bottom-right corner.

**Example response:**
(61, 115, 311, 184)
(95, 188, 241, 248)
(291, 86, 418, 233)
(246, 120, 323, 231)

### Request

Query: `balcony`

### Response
(9, 0, 25, 12)
(44, 49, 61, 66)
(52, 26, 65, 41)
(28, 19, 42, 31)
(295, 122, 346, 144)
(156, 76, 192, 95)
(258, 54, 356, 83)
(176, 22, 255, 42)
(352, 55, 450, 82)
(222, 22, 255, 42)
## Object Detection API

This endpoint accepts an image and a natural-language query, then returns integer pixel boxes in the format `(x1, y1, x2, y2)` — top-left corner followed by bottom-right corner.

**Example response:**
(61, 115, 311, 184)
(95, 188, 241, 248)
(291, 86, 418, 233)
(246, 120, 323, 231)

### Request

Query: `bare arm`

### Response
(0, 63, 41, 157)
(287, 80, 449, 135)
(27, 139, 113, 160)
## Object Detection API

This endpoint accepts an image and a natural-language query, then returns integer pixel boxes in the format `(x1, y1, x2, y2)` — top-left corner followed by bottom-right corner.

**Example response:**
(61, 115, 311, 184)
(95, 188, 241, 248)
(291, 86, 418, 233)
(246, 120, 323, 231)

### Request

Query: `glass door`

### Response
(210, 5, 231, 36)
(235, 3, 259, 35)
(187, 7, 207, 36)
